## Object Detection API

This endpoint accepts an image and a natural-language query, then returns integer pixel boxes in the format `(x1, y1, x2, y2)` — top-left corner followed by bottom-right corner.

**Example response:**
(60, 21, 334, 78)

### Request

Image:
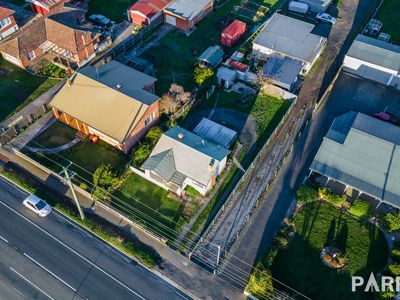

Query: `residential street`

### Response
(0, 176, 190, 300)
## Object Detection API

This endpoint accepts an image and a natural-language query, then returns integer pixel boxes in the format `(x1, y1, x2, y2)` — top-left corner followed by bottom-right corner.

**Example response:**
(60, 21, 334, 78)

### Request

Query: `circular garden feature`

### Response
(320, 246, 347, 269)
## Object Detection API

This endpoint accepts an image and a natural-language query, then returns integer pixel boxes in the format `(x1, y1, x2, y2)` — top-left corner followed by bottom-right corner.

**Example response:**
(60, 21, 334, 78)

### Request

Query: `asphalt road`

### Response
(0, 176, 189, 300)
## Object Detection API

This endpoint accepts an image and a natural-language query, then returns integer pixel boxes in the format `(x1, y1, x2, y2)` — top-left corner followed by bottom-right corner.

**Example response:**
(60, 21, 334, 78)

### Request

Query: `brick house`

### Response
(127, 0, 172, 26)
(0, 4, 106, 69)
(0, 5, 19, 40)
(50, 60, 161, 153)
(26, 0, 70, 15)
(163, 0, 213, 31)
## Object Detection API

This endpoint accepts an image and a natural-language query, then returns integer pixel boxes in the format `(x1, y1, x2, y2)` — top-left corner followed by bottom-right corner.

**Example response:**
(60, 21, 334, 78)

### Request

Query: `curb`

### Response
(0, 173, 198, 300)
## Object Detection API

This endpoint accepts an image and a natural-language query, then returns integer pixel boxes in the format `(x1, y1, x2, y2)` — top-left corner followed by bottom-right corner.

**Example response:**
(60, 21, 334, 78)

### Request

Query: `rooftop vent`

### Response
(178, 133, 184, 140)
(116, 83, 122, 89)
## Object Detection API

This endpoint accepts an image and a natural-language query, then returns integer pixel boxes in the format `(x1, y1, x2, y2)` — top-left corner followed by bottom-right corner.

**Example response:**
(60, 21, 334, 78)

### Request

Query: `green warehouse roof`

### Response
(310, 111, 400, 207)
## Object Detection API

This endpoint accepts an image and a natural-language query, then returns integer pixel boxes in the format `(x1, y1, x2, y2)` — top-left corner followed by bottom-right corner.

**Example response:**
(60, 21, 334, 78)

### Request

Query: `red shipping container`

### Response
(221, 20, 246, 47)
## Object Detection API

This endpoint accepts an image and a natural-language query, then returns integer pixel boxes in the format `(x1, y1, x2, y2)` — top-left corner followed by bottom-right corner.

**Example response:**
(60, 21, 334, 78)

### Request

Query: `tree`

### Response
(246, 267, 274, 299)
(144, 127, 163, 146)
(92, 164, 120, 200)
(131, 127, 163, 167)
(194, 67, 214, 85)
(383, 213, 400, 232)
(296, 184, 318, 205)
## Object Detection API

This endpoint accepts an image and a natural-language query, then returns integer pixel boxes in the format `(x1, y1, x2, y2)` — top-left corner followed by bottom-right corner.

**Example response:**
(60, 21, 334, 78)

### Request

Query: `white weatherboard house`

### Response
(252, 13, 326, 73)
(141, 126, 230, 196)
(343, 34, 400, 90)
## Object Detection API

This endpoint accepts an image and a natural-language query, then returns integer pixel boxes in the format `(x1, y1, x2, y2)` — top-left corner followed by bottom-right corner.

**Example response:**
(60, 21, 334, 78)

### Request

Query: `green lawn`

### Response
(87, 0, 133, 22)
(0, 58, 58, 122)
(270, 202, 388, 300)
(28, 138, 128, 182)
(27, 121, 76, 149)
(376, 0, 400, 44)
(113, 172, 183, 234)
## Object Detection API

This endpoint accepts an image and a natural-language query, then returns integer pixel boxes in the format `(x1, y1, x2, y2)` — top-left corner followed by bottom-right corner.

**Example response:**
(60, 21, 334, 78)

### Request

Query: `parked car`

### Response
(316, 13, 336, 25)
(288, 1, 309, 14)
(23, 195, 52, 217)
(89, 14, 112, 27)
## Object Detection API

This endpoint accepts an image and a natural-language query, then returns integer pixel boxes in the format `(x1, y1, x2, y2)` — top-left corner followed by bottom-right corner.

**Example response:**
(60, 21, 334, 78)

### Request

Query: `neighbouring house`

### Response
(309, 111, 400, 208)
(0, 4, 108, 69)
(217, 66, 236, 89)
(224, 58, 250, 81)
(299, 0, 332, 12)
(26, 0, 70, 15)
(0, 5, 19, 40)
(252, 13, 326, 73)
(221, 19, 246, 47)
(198, 45, 224, 68)
(343, 34, 400, 90)
(261, 54, 304, 91)
(141, 126, 230, 196)
(193, 118, 237, 148)
(50, 60, 160, 153)
(127, 0, 173, 26)
(163, 0, 213, 32)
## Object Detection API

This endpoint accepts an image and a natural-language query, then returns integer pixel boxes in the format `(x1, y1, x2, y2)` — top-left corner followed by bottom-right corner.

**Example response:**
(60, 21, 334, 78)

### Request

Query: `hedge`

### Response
(349, 199, 372, 218)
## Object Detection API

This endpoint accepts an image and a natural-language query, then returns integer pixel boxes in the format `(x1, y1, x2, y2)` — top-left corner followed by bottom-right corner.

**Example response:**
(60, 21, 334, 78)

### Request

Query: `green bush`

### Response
(349, 199, 371, 218)
(246, 266, 274, 298)
(383, 213, 400, 232)
(296, 184, 318, 205)
(388, 263, 400, 276)
(194, 66, 214, 85)
(390, 249, 400, 262)
(377, 288, 396, 300)
(92, 164, 121, 200)
(262, 246, 278, 267)
(79, 182, 88, 191)
(131, 127, 163, 167)
(318, 187, 346, 207)
(185, 185, 200, 197)
(275, 236, 288, 249)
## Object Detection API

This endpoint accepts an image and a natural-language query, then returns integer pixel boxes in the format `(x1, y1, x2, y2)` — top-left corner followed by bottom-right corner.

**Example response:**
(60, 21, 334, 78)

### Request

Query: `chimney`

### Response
(201, 140, 205, 147)
(178, 133, 184, 140)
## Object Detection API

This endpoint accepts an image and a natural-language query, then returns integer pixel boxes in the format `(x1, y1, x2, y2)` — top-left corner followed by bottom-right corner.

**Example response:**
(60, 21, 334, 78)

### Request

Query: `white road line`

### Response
(0, 199, 146, 300)
(22, 253, 77, 292)
(10, 267, 55, 300)
(0, 235, 9, 244)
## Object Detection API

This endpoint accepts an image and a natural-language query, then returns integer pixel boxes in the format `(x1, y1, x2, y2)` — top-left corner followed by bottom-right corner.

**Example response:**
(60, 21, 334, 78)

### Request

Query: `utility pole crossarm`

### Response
(63, 167, 85, 220)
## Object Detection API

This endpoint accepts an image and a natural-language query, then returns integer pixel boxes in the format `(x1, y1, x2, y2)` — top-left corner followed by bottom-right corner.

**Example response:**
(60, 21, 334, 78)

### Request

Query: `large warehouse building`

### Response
(310, 111, 400, 208)
(343, 34, 400, 90)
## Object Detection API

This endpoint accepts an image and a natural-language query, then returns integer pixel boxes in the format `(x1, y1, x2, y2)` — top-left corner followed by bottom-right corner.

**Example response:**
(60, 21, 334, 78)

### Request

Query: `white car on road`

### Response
(316, 13, 337, 25)
(23, 195, 52, 217)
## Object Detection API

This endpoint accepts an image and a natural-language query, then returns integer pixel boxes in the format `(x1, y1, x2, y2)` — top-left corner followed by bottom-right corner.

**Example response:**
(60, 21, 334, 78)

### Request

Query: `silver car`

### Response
(316, 13, 337, 25)
(23, 195, 52, 217)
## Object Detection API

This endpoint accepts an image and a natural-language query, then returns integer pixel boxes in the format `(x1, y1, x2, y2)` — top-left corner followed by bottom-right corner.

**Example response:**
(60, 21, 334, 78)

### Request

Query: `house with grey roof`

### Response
(299, 0, 332, 12)
(141, 126, 230, 196)
(193, 118, 237, 148)
(310, 111, 400, 208)
(262, 54, 304, 91)
(343, 34, 400, 90)
(252, 13, 326, 72)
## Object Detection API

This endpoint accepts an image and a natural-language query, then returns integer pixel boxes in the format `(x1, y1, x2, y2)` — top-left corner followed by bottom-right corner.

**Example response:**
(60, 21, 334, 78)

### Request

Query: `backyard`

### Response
(87, 0, 133, 23)
(0, 58, 58, 122)
(376, 0, 400, 44)
(269, 202, 388, 300)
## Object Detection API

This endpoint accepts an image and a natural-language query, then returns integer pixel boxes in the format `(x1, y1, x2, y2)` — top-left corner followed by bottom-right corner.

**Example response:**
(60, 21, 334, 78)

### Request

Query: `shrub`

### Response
(296, 184, 318, 205)
(92, 164, 121, 200)
(131, 127, 163, 167)
(388, 263, 400, 276)
(377, 289, 396, 300)
(349, 199, 372, 218)
(246, 267, 274, 298)
(383, 213, 400, 232)
(275, 236, 288, 249)
(79, 182, 88, 191)
(194, 66, 214, 85)
(185, 185, 200, 197)
(318, 187, 346, 207)
(391, 249, 400, 262)
(262, 247, 278, 267)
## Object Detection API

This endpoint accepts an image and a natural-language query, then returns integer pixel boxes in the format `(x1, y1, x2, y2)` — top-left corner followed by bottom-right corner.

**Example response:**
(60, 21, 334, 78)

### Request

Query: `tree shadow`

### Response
(326, 218, 336, 246)
(335, 219, 348, 252)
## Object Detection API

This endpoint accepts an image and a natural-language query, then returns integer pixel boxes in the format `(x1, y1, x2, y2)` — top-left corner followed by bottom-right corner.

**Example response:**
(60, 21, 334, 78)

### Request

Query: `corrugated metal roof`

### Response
(221, 19, 246, 38)
(310, 112, 400, 207)
(142, 126, 230, 186)
(346, 34, 400, 72)
(253, 13, 326, 63)
(193, 118, 237, 148)
(165, 0, 211, 20)
(198, 45, 224, 66)
(216, 66, 236, 81)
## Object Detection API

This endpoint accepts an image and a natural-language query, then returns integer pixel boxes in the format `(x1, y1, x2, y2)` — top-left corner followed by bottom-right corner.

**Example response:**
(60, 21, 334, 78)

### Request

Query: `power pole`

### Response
(63, 167, 85, 220)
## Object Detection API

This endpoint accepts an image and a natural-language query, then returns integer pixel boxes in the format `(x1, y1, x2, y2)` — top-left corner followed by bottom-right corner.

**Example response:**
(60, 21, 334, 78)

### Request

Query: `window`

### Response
(144, 114, 153, 126)
(27, 50, 36, 61)
(0, 17, 11, 29)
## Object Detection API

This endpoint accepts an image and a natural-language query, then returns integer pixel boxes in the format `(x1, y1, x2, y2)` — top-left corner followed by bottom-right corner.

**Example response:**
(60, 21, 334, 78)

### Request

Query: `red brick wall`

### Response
(123, 101, 160, 153)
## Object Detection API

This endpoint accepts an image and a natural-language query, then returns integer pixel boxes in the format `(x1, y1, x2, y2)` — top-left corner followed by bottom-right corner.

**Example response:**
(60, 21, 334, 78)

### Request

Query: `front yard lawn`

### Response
(376, 0, 400, 44)
(270, 202, 388, 300)
(112, 172, 183, 234)
(87, 0, 133, 22)
(26, 121, 76, 149)
(0, 58, 58, 121)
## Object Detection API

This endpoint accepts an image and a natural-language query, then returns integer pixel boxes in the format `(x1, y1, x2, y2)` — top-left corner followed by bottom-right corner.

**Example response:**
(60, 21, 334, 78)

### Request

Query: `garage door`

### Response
(165, 14, 176, 26)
